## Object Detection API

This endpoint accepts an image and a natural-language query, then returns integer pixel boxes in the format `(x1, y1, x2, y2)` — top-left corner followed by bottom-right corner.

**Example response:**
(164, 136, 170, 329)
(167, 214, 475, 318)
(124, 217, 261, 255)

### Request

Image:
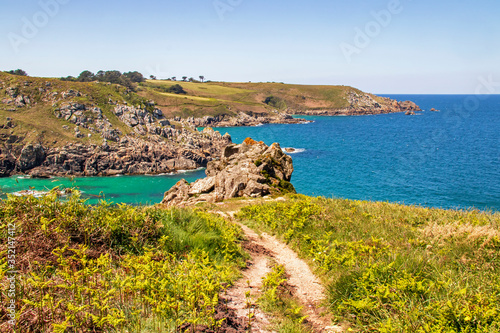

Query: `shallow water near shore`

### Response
(0, 94, 498, 211)
(0, 169, 206, 205)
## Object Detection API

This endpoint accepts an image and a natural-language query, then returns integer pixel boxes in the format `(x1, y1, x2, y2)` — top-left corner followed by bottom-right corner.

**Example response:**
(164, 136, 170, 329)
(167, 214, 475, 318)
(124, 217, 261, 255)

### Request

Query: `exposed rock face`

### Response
(161, 138, 295, 207)
(24, 130, 232, 178)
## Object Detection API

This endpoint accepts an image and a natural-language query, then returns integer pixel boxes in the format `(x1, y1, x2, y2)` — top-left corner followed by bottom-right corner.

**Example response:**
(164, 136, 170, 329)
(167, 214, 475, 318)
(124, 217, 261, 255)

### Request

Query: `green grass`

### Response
(0, 192, 245, 332)
(237, 194, 500, 332)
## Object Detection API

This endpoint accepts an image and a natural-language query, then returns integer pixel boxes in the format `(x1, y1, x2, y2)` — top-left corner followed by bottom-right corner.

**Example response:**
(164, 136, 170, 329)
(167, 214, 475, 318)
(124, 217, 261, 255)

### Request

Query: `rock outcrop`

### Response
(161, 138, 295, 206)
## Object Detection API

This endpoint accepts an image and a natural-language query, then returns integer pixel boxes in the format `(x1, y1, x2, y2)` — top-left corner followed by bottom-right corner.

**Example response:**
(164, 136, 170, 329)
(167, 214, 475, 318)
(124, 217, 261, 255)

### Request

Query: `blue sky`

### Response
(1, 0, 499, 93)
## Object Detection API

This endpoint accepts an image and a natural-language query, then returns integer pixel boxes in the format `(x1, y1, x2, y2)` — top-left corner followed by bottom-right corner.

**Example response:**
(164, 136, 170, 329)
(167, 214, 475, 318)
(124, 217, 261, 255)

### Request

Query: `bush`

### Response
(166, 84, 187, 94)
(264, 96, 287, 110)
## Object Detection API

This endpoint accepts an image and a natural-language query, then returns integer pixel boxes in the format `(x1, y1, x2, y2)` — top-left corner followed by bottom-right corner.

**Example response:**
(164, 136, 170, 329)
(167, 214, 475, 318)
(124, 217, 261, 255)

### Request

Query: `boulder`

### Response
(161, 138, 295, 206)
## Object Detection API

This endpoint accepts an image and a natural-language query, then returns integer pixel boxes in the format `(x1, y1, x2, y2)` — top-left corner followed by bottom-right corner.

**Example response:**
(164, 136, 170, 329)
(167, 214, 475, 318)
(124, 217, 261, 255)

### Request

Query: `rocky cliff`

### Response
(0, 73, 232, 177)
(161, 138, 295, 206)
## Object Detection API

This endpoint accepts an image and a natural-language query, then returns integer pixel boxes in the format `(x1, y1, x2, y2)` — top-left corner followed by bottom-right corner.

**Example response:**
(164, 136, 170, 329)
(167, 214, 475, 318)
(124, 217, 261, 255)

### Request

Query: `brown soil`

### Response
(213, 210, 344, 332)
(177, 303, 248, 333)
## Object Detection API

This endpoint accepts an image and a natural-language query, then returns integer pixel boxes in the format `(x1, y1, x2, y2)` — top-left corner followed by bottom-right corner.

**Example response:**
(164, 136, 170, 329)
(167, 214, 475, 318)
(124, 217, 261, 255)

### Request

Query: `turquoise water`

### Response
(0, 169, 206, 205)
(0, 95, 498, 211)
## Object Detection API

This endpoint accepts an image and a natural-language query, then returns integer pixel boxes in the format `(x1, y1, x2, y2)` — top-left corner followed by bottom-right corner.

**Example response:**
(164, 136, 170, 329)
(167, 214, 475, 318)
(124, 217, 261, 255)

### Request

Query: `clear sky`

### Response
(1, 0, 499, 93)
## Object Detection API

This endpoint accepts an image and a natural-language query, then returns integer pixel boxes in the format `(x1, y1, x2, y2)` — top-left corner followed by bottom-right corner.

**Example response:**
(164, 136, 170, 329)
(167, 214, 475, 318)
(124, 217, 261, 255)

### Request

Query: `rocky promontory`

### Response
(161, 138, 295, 206)
(293, 91, 421, 116)
(180, 112, 309, 128)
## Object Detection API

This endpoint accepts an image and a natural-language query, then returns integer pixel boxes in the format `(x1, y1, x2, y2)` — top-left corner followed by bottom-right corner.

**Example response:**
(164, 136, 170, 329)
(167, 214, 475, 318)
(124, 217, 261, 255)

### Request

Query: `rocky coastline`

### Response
(0, 127, 231, 178)
(178, 111, 310, 128)
(292, 92, 421, 116)
(1, 74, 421, 179)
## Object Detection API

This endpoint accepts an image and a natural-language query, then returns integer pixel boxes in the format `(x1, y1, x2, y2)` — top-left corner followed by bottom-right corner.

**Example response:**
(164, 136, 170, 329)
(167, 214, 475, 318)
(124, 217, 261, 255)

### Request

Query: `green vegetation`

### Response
(0, 71, 156, 147)
(4, 69, 28, 77)
(163, 84, 187, 95)
(237, 194, 500, 332)
(0, 192, 245, 332)
(258, 264, 312, 332)
(61, 70, 145, 90)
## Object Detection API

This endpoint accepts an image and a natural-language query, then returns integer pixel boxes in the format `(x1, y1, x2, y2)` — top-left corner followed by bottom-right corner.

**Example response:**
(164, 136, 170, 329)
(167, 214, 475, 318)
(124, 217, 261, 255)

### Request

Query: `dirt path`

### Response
(217, 210, 343, 332)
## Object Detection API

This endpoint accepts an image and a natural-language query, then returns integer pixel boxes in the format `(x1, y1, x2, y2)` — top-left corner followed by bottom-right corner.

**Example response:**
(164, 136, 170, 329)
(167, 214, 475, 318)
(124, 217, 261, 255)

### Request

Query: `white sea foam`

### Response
(12, 190, 48, 198)
(283, 148, 306, 154)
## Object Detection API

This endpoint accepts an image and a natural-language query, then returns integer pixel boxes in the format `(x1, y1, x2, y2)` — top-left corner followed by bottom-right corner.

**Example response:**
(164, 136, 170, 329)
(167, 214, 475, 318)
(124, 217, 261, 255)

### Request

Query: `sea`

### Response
(1, 95, 499, 211)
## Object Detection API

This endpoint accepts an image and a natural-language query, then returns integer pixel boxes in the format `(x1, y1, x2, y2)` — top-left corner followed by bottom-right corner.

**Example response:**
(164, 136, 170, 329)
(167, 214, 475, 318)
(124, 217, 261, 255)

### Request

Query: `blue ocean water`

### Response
(0, 95, 498, 211)
(221, 94, 500, 212)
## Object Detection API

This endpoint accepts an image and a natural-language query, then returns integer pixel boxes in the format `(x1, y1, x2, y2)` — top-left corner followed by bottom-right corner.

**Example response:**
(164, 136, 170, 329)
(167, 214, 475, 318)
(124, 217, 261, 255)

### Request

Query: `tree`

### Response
(182, 76, 188, 82)
(77, 70, 95, 82)
(7, 69, 28, 76)
(188, 77, 194, 82)
(96, 70, 105, 81)
(150, 75, 157, 80)
(171, 77, 177, 81)
(123, 71, 145, 83)
(199, 75, 205, 83)
(102, 70, 122, 84)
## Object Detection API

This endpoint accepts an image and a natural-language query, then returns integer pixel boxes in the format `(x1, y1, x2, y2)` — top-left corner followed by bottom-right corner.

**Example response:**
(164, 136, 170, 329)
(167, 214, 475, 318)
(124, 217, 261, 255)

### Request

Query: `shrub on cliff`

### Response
(264, 95, 287, 110)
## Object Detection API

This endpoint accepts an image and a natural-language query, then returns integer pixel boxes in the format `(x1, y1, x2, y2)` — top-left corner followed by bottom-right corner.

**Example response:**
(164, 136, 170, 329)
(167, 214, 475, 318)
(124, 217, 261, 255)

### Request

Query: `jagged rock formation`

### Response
(161, 138, 295, 206)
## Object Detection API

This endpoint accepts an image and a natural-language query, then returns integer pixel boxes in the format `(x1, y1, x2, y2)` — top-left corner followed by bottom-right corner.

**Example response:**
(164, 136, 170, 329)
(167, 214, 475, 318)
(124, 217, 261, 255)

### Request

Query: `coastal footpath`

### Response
(1, 72, 420, 177)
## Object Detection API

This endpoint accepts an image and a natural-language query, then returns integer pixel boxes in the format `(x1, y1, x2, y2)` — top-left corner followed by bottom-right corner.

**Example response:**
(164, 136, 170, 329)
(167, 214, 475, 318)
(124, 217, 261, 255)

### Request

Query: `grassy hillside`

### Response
(0, 193, 245, 332)
(237, 195, 500, 332)
(2, 192, 499, 332)
(140, 80, 357, 118)
(1, 72, 380, 149)
(0, 72, 152, 147)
